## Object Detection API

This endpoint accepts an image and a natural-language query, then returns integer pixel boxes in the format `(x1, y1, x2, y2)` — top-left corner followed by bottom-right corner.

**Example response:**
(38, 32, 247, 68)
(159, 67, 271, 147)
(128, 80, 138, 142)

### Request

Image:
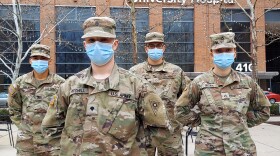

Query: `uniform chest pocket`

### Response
(229, 85, 251, 114)
(198, 84, 221, 115)
(101, 96, 137, 142)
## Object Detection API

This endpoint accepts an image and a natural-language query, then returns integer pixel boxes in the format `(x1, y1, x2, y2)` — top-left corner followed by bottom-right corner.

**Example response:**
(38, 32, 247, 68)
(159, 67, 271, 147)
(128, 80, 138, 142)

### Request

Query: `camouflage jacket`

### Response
(8, 71, 65, 143)
(42, 64, 170, 156)
(175, 69, 271, 156)
(130, 61, 190, 129)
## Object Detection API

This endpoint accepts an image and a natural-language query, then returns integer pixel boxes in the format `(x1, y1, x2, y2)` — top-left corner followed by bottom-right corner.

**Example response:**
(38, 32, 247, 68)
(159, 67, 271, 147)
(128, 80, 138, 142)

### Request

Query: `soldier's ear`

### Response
(210, 49, 213, 57)
(112, 39, 118, 51)
(48, 58, 52, 65)
(29, 58, 32, 64)
(162, 44, 166, 52)
(144, 46, 149, 53)
(83, 41, 86, 49)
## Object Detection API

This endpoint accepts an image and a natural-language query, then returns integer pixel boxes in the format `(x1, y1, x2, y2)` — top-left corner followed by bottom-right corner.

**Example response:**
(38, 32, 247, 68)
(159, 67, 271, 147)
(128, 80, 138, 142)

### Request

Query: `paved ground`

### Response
(1, 116, 280, 155)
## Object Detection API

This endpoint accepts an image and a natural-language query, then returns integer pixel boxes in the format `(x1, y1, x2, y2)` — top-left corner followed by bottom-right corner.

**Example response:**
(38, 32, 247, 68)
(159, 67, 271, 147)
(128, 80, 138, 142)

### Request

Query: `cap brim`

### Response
(211, 43, 236, 50)
(30, 53, 50, 58)
(81, 31, 116, 39)
(145, 39, 164, 43)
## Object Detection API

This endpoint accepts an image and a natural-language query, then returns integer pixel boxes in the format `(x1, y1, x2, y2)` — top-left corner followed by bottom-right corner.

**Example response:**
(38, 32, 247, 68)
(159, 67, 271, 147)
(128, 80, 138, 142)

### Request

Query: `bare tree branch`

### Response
(259, 36, 280, 47)
(235, 0, 252, 20)
(0, 57, 13, 75)
(21, 7, 76, 62)
(256, 3, 280, 22)
(0, 70, 12, 81)
(0, 26, 18, 37)
(0, 53, 15, 65)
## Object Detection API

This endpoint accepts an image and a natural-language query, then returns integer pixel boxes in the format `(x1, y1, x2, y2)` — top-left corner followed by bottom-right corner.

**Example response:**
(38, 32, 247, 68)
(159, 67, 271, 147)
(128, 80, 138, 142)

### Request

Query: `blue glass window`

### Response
(110, 7, 149, 69)
(163, 8, 194, 72)
(221, 9, 251, 71)
(55, 6, 96, 78)
(0, 5, 40, 91)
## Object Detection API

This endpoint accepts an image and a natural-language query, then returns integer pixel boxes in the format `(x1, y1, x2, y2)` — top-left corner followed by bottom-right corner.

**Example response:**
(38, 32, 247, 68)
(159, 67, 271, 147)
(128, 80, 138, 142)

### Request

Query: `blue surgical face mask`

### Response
(213, 52, 235, 69)
(85, 41, 114, 66)
(31, 60, 49, 74)
(148, 48, 163, 61)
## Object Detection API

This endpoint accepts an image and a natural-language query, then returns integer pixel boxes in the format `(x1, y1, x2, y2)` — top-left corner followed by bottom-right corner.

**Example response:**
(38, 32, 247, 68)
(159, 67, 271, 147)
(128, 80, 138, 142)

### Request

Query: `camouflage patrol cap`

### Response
(210, 32, 236, 50)
(145, 32, 164, 43)
(81, 17, 116, 39)
(30, 44, 50, 58)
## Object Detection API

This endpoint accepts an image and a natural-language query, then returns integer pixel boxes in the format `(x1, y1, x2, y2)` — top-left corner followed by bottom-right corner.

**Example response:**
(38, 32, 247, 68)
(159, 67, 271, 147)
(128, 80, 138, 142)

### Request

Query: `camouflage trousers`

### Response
(16, 130, 59, 156)
(148, 129, 184, 156)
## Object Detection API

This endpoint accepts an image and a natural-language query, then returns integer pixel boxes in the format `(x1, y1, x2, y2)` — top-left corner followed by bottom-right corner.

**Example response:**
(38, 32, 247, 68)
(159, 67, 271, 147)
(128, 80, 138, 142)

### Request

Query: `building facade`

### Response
(0, 0, 279, 92)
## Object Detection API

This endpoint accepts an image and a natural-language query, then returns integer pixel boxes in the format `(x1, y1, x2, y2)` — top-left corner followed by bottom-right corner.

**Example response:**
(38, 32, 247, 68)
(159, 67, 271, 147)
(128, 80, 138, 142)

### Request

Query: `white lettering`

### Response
(200, 0, 207, 3)
(213, 0, 220, 5)
(207, 0, 213, 4)
(156, 0, 162, 2)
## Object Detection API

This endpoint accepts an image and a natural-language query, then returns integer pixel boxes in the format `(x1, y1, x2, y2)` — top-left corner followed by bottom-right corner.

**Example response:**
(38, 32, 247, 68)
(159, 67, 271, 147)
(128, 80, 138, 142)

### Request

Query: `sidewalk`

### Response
(1, 116, 280, 155)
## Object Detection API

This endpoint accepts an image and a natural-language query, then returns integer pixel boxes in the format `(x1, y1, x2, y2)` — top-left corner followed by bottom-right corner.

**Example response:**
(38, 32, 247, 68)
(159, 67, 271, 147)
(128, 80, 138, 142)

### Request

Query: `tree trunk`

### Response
(247, 0, 258, 82)
(130, 0, 138, 65)
(12, 0, 23, 83)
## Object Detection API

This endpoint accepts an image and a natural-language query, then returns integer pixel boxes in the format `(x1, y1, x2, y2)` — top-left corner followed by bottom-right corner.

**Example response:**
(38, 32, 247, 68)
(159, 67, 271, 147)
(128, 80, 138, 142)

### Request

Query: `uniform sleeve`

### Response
(137, 81, 172, 148)
(8, 82, 22, 127)
(41, 82, 68, 141)
(175, 81, 201, 127)
(247, 81, 271, 128)
(178, 71, 191, 98)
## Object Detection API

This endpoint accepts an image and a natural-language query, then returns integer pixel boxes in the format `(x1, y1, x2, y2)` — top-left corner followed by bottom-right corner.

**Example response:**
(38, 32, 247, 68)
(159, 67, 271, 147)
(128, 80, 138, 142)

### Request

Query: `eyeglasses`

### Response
(146, 43, 164, 49)
(31, 56, 49, 61)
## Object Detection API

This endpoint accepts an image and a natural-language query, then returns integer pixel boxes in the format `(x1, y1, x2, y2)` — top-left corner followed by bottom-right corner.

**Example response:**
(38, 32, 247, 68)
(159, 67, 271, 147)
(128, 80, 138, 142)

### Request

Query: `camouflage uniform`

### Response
(42, 17, 171, 156)
(8, 44, 65, 156)
(130, 32, 190, 156)
(175, 32, 271, 156)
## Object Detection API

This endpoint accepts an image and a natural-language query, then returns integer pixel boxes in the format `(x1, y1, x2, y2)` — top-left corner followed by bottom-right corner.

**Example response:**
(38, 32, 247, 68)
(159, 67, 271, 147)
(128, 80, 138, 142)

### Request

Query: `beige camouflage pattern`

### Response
(145, 32, 164, 43)
(8, 71, 65, 155)
(30, 44, 51, 58)
(175, 69, 271, 156)
(130, 61, 190, 156)
(210, 32, 236, 50)
(81, 16, 116, 39)
(42, 64, 171, 156)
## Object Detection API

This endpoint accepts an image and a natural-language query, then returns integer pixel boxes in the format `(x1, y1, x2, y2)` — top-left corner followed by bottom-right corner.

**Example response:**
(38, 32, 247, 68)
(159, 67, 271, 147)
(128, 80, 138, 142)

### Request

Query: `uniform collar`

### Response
(209, 68, 240, 87)
(25, 70, 53, 87)
(82, 63, 120, 93)
(144, 60, 167, 72)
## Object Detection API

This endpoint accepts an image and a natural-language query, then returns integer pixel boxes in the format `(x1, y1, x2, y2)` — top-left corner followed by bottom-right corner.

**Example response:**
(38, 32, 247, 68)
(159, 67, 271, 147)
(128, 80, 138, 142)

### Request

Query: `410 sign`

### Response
(235, 63, 252, 72)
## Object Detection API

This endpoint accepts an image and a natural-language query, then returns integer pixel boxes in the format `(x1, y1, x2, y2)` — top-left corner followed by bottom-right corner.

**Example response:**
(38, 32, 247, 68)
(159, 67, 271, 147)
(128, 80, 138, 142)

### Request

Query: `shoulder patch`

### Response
(149, 100, 160, 116)
(8, 84, 17, 96)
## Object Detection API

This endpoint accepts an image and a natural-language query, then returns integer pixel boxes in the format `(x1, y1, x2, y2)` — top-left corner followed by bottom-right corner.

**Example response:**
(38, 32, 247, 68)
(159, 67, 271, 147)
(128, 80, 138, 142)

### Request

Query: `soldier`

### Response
(8, 44, 65, 156)
(130, 32, 190, 156)
(41, 17, 171, 156)
(175, 32, 271, 156)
